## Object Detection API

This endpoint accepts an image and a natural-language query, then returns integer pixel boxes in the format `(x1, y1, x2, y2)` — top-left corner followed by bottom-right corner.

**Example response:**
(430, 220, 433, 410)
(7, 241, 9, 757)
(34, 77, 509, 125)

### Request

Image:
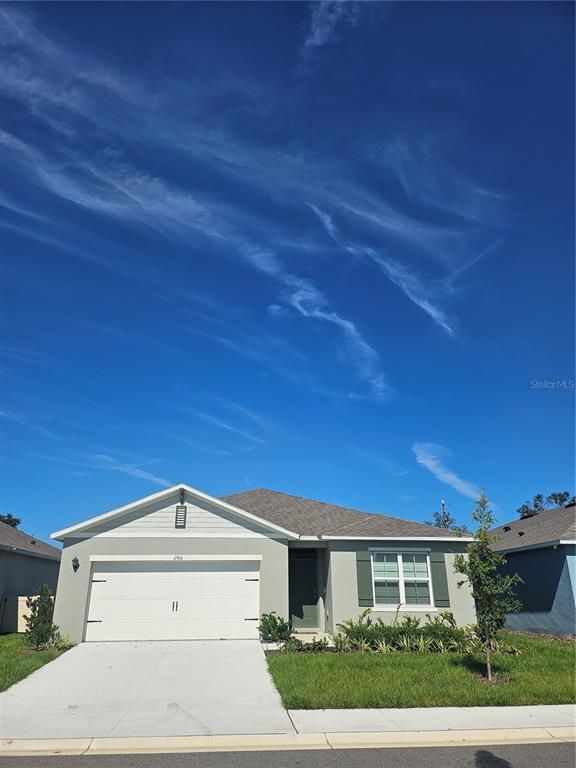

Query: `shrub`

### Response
(46, 633, 74, 651)
(333, 634, 351, 653)
(282, 637, 304, 653)
(282, 637, 330, 653)
(257, 612, 292, 643)
(333, 609, 511, 655)
(25, 584, 59, 650)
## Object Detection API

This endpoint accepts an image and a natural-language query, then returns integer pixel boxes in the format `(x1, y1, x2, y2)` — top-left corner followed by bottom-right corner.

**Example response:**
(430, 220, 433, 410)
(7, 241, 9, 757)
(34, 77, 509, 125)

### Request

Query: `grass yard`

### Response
(0, 634, 60, 692)
(267, 632, 576, 709)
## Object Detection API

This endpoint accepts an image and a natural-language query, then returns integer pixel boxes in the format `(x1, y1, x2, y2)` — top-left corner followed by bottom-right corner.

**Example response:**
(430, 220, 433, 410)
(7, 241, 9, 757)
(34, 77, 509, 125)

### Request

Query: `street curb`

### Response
(1, 727, 574, 756)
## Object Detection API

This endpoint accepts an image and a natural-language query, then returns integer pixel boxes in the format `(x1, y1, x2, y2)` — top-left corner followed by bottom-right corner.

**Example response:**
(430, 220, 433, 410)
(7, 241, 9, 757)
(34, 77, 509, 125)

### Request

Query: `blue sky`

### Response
(0, 2, 573, 543)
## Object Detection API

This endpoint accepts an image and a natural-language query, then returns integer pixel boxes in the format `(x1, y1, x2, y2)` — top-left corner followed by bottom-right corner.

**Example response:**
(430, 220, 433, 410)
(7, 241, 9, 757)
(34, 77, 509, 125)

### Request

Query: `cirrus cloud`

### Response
(412, 442, 481, 500)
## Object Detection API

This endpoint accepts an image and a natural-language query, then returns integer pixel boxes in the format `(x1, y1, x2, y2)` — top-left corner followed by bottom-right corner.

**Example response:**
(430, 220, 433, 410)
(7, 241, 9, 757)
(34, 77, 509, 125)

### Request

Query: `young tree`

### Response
(0, 513, 21, 528)
(25, 584, 59, 649)
(454, 491, 522, 682)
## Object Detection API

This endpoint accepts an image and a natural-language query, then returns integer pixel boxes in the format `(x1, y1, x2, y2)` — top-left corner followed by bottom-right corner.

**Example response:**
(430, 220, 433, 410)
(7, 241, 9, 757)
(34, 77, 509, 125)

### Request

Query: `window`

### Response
(372, 552, 433, 608)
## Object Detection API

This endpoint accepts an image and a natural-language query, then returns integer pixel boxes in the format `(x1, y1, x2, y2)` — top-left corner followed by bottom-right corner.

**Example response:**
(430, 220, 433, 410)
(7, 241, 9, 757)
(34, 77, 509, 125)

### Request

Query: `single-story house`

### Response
(491, 505, 576, 636)
(0, 521, 61, 633)
(51, 484, 476, 644)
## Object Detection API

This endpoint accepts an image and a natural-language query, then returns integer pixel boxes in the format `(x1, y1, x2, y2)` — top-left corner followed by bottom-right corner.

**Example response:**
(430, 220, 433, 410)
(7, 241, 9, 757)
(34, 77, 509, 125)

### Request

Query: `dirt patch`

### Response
(474, 673, 513, 685)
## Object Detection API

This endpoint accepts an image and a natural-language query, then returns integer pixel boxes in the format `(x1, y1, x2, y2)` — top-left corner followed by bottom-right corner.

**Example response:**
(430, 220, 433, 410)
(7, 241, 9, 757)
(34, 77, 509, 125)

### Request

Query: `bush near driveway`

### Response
(0, 634, 60, 692)
(267, 632, 576, 709)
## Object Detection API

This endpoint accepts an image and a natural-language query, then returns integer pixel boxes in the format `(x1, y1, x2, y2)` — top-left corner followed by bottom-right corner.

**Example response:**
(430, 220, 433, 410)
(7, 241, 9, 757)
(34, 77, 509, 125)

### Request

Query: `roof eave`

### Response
(0, 542, 61, 561)
(321, 535, 475, 542)
(493, 539, 574, 554)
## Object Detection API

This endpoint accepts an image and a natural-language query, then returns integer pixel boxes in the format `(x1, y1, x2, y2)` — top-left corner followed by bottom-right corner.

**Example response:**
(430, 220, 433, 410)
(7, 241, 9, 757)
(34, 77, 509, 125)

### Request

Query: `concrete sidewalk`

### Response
(0, 705, 573, 756)
(288, 704, 576, 733)
(0, 725, 574, 757)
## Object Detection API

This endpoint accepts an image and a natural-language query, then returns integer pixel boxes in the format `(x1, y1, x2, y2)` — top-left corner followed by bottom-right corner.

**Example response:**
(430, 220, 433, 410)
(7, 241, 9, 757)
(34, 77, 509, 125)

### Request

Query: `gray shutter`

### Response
(430, 552, 450, 607)
(356, 551, 374, 607)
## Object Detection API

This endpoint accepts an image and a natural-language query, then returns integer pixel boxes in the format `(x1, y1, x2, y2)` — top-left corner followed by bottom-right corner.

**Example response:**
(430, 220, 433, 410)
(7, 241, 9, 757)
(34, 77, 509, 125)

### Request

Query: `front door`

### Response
(289, 549, 318, 629)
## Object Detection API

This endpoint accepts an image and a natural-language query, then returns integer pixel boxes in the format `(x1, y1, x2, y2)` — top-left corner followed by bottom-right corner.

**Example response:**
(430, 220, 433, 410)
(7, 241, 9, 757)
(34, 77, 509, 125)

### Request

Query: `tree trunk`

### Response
(486, 647, 492, 682)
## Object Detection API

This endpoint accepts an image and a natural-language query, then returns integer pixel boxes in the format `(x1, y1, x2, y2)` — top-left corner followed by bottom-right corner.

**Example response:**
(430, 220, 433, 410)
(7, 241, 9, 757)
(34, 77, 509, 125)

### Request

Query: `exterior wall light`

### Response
(72, 557, 80, 573)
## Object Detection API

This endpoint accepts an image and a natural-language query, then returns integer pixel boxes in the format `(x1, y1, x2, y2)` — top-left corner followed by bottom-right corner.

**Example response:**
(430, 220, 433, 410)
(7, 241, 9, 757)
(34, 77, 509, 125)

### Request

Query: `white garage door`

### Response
(85, 560, 260, 641)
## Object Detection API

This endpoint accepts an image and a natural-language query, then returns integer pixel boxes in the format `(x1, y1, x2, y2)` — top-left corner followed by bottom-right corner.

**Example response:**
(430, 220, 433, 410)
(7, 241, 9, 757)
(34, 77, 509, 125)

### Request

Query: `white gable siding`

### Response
(76, 498, 277, 539)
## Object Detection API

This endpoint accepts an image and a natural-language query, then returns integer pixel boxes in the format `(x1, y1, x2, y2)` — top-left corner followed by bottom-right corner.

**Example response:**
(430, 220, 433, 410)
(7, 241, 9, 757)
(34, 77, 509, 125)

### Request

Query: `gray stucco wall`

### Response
(325, 540, 476, 632)
(0, 551, 60, 602)
(503, 546, 575, 636)
(53, 536, 289, 643)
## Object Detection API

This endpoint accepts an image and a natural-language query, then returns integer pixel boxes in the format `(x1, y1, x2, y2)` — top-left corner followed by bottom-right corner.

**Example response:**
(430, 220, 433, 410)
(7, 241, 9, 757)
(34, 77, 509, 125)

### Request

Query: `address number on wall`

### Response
(173, 555, 184, 560)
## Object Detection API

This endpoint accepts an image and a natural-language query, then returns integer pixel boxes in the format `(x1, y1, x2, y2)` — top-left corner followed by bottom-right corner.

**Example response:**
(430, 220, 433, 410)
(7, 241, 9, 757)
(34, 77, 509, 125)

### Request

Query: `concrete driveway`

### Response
(0, 641, 294, 738)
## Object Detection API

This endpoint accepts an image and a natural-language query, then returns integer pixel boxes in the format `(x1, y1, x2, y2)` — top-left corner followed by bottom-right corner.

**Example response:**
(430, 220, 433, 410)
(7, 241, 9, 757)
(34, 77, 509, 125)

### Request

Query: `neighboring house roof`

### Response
(491, 506, 576, 553)
(222, 488, 471, 540)
(0, 521, 61, 561)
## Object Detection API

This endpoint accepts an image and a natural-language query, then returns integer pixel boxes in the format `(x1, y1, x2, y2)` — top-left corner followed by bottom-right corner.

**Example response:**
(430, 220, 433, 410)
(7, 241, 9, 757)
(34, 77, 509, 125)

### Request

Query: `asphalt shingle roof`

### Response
(490, 506, 576, 552)
(221, 488, 466, 539)
(0, 521, 61, 560)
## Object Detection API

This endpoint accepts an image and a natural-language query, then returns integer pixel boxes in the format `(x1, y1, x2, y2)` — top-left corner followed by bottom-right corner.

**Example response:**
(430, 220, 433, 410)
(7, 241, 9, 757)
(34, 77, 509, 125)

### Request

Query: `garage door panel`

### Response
(92, 562, 254, 576)
(86, 617, 259, 642)
(88, 596, 258, 620)
(85, 561, 261, 641)
(90, 574, 259, 601)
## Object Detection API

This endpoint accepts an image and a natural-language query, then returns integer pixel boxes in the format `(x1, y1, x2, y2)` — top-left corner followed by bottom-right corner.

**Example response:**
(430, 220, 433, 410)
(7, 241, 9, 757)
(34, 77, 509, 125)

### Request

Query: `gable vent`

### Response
(175, 505, 187, 529)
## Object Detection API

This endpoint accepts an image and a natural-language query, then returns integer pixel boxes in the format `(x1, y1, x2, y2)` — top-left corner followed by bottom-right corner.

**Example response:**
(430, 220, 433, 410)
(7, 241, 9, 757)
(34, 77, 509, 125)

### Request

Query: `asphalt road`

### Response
(1, 744, 574, 768)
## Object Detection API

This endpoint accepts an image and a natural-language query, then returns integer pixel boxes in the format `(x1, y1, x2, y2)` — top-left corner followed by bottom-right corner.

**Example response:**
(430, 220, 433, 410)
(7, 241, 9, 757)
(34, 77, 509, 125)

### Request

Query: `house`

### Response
(51, 484, 476, 643)
(491, 505, 576, 636)
(0, 521, 61, 633)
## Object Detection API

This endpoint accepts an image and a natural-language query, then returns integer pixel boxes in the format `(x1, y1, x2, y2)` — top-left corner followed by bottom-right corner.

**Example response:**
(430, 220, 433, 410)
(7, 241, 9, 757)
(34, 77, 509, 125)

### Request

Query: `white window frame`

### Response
(369, 548, 436, 611)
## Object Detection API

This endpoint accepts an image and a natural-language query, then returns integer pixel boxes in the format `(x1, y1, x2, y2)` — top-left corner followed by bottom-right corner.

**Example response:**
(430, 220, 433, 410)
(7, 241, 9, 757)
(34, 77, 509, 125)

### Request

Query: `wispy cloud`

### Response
(412, 442, 481, 500)
(309, 204, 456, 335)
(26, 449, 173, 487)
(0, 124, 391, 397)
(0, 343, 50, 367)
(376, 138, 505, 224)
(364, 249, 456, 336)
(283, 276, 391, 401)
(0, 410, 63, 440)
(86, 454, 173, 487)
(206, 396, 270, 431)
(301, 1, 371, 58)
(350, 446, 407, 476)
(181, 407, 266, 445)
(0, 8, 503, 401)
(163, 433, 258, 457)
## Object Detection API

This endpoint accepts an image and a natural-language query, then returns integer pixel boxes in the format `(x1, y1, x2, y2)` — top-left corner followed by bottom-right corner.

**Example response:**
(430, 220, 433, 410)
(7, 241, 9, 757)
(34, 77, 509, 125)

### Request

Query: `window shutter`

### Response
(430, 552, 450, 607)
(356, 551, 374, 607)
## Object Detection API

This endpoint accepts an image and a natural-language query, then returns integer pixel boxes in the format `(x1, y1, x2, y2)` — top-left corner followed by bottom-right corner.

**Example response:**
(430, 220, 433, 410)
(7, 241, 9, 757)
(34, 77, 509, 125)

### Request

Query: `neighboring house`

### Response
(0, 521, 61, 633)
(51, 484, 476, 644)
(491, 506, 576, 636)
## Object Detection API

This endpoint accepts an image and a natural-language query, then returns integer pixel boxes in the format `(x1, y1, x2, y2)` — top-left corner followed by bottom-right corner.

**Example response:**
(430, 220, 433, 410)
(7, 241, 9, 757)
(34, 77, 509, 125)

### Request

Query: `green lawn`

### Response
(0, 634, 60, 692)
(267, 632, 576, 709)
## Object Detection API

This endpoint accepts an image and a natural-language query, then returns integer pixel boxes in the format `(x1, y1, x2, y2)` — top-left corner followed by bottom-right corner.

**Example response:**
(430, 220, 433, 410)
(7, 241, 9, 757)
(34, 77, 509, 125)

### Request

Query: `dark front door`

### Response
(289, 549, 318, 629)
